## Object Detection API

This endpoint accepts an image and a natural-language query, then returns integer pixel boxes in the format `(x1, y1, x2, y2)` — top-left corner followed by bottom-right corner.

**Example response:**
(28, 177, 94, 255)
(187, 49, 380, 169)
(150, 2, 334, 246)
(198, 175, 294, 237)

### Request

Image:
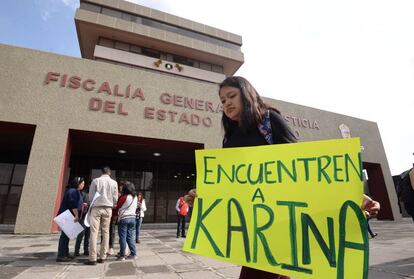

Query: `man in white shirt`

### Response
(85, 166, 118, 265)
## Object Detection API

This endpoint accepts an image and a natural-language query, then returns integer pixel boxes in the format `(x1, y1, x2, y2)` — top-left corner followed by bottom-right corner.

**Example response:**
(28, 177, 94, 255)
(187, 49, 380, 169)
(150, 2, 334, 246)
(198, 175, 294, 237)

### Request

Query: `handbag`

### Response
(117, 196, 135, 222)
(136, 206, 141, 219)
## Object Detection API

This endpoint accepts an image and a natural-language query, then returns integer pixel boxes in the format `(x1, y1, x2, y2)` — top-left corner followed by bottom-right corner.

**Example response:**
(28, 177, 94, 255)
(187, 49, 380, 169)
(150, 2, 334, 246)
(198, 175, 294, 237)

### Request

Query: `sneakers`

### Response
(126, 254, 137, 260)
(97, 258, 106, 263)
(117, 255, 126, 261)
(107, 248, 114, 256)
(83, 260, 97, 265)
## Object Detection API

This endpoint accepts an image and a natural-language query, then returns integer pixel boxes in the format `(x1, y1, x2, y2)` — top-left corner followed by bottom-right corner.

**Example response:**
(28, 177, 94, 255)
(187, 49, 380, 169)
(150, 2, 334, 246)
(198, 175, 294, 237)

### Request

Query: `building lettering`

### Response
(283, 114, 321, 139)
(44, 71, 219, 128)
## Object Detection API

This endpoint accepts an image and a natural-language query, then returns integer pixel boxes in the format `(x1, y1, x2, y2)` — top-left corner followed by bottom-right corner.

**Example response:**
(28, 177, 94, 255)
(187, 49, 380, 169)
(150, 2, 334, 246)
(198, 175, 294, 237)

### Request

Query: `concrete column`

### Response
(14, 125, 70, 234)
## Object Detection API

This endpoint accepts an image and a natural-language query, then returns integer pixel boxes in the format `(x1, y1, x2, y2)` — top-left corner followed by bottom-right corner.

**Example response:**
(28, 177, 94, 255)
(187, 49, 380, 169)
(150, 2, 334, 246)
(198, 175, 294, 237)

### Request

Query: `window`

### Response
(130, 45, 141, 54)
(98, 38, 114, 48)
(102, 7, 122, 18)
(173, 55, 194, 67)
(121, 12, 132, 21)
(199, 61, 212, 71)
(142, 48, 161, 59)
(0, 164, 27, 224)
(114, 41, 130, 52)
(11, 165, 27, 185)
(212, 64, 224, 74)
(80, 2, 101, 13)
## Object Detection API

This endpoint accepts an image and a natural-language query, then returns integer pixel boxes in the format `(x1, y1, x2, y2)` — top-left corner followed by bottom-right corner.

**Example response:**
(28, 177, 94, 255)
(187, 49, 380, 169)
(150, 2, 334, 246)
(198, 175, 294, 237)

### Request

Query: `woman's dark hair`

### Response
(122, 181, 137, 197)
(137, 192, 144, 202)
(219, 76, 279, 137)
(68, 176, 84, 189)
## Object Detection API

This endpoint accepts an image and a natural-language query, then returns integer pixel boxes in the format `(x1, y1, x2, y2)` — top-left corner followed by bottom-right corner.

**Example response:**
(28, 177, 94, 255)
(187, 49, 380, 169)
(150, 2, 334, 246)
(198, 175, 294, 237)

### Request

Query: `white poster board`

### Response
(83, 192, 101, 227)
(53, 209, 84, 240)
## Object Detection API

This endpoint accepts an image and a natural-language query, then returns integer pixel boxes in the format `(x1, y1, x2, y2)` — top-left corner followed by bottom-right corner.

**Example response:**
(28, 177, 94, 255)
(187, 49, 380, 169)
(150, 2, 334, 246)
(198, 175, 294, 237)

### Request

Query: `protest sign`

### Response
(183, 138, 368, 279)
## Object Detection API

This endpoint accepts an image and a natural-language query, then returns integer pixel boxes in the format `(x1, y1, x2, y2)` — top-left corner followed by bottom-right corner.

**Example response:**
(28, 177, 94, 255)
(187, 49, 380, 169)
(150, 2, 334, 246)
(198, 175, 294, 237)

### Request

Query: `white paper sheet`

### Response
(83, 192, 101, 227)
(53, 209, 84, 240)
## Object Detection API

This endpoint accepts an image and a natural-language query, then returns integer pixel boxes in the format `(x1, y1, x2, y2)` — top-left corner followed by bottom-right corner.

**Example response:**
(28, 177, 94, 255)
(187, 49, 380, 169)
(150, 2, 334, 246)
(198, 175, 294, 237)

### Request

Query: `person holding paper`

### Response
(56, 177, 85, 262)
(217, 76, 381, 279)
(219, 76, 296, 279)
(85, 166, 118, 265)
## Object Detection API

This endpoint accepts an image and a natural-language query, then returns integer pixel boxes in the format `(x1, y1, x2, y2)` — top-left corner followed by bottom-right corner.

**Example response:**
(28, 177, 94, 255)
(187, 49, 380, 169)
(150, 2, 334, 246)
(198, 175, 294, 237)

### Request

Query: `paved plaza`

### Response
(0, 219, 414, 279)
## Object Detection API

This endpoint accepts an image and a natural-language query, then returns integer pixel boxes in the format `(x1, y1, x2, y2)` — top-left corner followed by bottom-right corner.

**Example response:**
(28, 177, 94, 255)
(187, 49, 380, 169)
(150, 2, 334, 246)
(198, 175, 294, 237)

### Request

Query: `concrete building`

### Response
(0, 0, 399, 233)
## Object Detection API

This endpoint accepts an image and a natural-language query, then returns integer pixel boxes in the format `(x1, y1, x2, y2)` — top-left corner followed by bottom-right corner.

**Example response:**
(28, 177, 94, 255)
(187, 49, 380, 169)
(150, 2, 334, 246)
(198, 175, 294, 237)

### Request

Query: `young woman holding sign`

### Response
(219, 76, 295, 279)
(217, 76, 380, 279)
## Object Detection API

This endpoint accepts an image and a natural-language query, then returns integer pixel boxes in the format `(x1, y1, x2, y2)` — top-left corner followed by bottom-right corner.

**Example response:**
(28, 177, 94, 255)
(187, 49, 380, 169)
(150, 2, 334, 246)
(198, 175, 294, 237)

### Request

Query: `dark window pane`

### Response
(173, 55, 194, 67)
(142, 48, 161, 59)
(114, 41, 130, 51)
(130, 45, 141, 54)
(0, 184, 8, 195)
(143, 190, 154, 221)
(3, 205, 18, 224)
(212, 64, 224, 73)
(102, 7, 121, 18)
(98, 38, 114, 48)
(11, 164, 27, 185)
(200, 62, 212, 71)
(7, 186, 23, 205)
(0, 164, 13, 184)
(121, 12, 132, 21)
(141, 171, 154, 191)
(155, 190, 167, 222)
(80, 2, 101, 13)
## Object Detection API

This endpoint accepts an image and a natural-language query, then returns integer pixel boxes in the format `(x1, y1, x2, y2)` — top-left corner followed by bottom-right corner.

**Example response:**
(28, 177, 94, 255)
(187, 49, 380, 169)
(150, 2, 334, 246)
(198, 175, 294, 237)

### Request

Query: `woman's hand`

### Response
(362, 194, 380, 217)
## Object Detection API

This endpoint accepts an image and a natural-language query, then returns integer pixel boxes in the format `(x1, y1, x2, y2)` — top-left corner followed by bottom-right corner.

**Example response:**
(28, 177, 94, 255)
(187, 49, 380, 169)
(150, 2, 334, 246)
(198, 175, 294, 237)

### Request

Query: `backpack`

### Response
(400, 170, 414, 204)
(178, 197, 189, 216)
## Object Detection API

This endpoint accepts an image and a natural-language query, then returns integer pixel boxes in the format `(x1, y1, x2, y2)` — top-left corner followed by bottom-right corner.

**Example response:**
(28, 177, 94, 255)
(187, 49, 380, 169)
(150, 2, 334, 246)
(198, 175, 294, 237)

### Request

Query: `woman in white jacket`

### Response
(135, 192, 147, 243)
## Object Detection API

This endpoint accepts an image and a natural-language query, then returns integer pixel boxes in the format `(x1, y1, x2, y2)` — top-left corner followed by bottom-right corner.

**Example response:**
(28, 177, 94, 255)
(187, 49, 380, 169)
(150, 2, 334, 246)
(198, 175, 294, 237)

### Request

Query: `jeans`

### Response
(57, 231, 70, 258)
(118, 218, 136, 257)
(135, 217, 143, 241)
(75, 226, 90, 255)
(177, 215, 186, 237)
(109, 221, 116, 248)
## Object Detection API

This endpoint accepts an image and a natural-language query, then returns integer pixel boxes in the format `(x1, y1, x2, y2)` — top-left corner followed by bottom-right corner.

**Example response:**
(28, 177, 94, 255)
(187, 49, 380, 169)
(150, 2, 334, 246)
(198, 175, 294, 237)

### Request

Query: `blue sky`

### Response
(0, 0, 80, 57)
(1, 0, 414, 175)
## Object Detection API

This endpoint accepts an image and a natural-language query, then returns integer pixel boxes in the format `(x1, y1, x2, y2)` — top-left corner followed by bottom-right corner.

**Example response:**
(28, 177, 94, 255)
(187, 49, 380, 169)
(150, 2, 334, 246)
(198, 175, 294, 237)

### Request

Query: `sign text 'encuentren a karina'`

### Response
(183, 138, 369, 279)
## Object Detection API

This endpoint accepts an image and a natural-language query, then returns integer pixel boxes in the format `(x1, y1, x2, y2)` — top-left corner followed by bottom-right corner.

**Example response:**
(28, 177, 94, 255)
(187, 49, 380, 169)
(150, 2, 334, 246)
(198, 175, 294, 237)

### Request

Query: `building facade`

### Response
(0, 0, 400, 233)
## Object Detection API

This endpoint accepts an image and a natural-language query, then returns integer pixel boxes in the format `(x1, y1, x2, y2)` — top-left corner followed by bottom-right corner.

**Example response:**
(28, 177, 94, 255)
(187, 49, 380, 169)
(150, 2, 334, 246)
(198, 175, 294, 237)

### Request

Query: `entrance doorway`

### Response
(68, 130, 202, 223)
(0, 121, 35, 224)
(363, 162, 394, 220)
